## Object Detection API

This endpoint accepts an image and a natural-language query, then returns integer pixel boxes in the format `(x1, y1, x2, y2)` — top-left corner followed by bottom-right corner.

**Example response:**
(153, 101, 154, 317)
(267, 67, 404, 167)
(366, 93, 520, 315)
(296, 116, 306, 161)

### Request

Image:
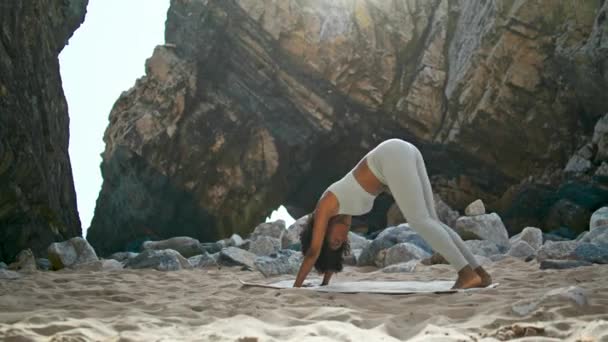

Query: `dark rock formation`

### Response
(0, 1, 88, 263)
(88, 0, 608, 255)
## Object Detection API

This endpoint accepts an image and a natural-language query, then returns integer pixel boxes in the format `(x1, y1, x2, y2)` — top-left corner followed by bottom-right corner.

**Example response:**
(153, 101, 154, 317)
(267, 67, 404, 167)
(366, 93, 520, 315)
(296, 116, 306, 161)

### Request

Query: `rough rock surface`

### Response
(254, 250, 302, 277)
(282, 215, 310, 249)
(510, 227, 543, 251)
(47, 237, 99, 270)
(358, 225, 431, 266)
(124, 249, 192, 271)
(590, 207, 608, 230)
(87, 0, 608, 254)
(0, 1, 88, 263)
(248, 236, 281, 256)
(454, 213, 510, 247)
(141, 237, 203, 258)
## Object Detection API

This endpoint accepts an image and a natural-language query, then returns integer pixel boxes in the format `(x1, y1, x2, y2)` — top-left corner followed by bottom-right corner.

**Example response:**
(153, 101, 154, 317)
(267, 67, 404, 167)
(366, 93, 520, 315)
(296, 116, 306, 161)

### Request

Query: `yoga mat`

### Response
(240, 279, 499, 294)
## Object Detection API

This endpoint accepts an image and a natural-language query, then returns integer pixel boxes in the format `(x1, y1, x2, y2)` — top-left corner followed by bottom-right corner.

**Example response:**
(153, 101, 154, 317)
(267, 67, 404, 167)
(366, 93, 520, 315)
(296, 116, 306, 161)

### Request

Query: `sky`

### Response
(59, 0, 294, 238)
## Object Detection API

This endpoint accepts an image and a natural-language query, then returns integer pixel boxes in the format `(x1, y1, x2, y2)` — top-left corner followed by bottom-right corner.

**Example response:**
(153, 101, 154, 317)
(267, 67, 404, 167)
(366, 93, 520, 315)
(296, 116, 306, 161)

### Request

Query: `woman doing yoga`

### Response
(294, 138, 492, 289)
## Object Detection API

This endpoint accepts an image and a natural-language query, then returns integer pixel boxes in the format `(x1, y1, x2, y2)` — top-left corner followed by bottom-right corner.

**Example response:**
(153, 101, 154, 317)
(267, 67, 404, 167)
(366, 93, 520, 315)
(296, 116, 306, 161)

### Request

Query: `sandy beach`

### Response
(1, 257, 606, 341)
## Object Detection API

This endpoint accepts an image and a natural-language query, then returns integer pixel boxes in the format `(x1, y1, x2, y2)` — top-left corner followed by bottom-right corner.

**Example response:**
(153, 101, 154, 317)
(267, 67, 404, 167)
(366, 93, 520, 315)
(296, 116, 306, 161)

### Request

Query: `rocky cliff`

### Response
(88, 0, 608, 255)
(0, 1, 88, 262)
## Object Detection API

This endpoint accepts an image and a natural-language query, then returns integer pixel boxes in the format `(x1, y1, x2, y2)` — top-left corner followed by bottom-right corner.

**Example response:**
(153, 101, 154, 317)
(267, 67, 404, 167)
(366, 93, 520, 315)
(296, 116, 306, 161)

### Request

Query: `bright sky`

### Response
(59, 0, 294, 238)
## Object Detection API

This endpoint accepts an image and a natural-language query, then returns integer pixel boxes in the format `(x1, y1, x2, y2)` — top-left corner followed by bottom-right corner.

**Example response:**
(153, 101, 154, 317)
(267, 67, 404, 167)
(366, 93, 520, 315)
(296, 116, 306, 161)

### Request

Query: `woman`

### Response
(294, 139, 492, 289)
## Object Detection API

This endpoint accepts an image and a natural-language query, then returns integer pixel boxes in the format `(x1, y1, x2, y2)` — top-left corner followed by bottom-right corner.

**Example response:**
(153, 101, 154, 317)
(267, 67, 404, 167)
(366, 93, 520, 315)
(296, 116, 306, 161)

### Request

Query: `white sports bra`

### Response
(325, 171, 377, 216)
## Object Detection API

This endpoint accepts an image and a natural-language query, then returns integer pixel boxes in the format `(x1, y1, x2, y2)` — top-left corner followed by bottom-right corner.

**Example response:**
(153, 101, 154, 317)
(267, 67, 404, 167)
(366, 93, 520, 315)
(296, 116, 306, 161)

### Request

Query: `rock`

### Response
(125, 249, 192, 271)
(379, 243, 431, 267)
(507, 241, 536, 259)
(543, 233, 571, 242)
(248, 236, 281, 256)
(510, 227, 543, 251)
(108, 252, 139, 263)
(229, 234, 244, 247)
(590, 207, 608, 230)
(564, 155, 592, 174)
(0, 262, 7, 270)
(572, 243, 608, 264)
(8, 249, 37, 272)
(0, 0, 86, 264)
(343, 249, 362, 266)
(251, 220, 286, 240)
(0, 270, 21, 280)
(48, 237, 99, 270)
(358, 224, 432, 266)
(142, 237, 203, 258)
(593, 113, 608, 162)
(348, 232, 370, 250)
(200, 242, 223, 254)
(463, 240, 505, 258)
(511, 286, 589, 317)
(454, 213, 510, 247)
(188, 253, 219, 268)
(421, 253, 448, 265)
(544, 199, 591, 235)
(254, 250, 303, 277)
(282, 215, 310, 249)
(489, 254, 507, 262)
(219, 247, 257, 270)
(435, 195, 460, 228)
(381, 260, 418, 273)
(579, 226, 608, 244)
(465, 199, 486, 216)
(540, 259, 593, 270)
(595, 162, 608, 177)
(474, 254, 493, 266)
(537, 241, 578, 261)
(74, 259, 124, 271)
(36, 258, 51, 271)
(239, 240, 251, 251)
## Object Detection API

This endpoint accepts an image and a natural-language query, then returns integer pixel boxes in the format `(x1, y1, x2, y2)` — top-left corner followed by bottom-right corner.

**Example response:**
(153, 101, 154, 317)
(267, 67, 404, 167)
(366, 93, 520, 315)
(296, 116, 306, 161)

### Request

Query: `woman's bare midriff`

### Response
(352, 158, 384, 196)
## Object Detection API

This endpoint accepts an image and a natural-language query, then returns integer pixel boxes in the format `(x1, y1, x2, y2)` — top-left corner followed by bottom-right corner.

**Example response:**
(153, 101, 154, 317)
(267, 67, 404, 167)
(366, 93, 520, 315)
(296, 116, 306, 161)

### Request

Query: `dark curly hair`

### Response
(300, 214, 351, 273)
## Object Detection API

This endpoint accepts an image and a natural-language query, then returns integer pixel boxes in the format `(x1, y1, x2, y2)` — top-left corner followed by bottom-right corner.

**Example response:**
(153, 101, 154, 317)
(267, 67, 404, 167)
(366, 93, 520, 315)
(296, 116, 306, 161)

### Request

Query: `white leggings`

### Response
(367, 139, 479, 271)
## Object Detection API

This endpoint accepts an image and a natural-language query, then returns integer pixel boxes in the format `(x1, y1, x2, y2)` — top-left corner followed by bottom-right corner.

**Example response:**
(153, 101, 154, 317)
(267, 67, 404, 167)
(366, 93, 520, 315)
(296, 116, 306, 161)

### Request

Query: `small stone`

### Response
(564, 155, 592, 174)
(108, 252, 139, 262)
(36, 258, 51, 271)
(249, 236, 281, 256)
(381, 260, 418, 273)
(125, 249, 192, 271)
(507, 240, 536, 259)
(188, 253, 219, 268)
(0, 269, 20, 280)
(465, 199, 486, 216)
(229, 234, 244, 247)
(219, 247, 257, 269)
(572, 243, 608, 264)
(142, 237, 203, 258)
(510, 227, 543, 251)
(540, 259, 593, 270)
(590, 207, 608, 231)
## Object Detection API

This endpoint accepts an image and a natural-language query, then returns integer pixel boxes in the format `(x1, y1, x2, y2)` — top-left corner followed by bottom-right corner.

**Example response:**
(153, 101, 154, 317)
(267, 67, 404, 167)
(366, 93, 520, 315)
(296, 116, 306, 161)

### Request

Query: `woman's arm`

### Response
(293, 203, 333, 288)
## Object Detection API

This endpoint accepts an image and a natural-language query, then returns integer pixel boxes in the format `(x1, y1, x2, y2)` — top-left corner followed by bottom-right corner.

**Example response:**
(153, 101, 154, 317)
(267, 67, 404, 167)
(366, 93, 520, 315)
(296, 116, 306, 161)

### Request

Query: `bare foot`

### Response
(452, 266, 482, 289)
(474, 266, 492, 287)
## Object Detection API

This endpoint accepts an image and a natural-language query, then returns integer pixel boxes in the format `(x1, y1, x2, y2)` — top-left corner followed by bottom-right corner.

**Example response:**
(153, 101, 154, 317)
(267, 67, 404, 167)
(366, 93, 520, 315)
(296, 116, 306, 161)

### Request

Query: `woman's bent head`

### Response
(300, 214, 351, 273)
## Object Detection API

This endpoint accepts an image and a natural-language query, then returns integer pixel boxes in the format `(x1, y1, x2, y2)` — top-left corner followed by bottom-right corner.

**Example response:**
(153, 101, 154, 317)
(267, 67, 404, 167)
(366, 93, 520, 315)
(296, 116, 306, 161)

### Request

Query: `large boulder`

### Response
(219, 247, 257, 270)
(590, 207, 608, 230)
(536, 241, 578, 262)
(8, 249, 37, 272)
(348, 232, 370, 250)
(251, 220, 286, 240)
(188, 253, 219, 268)
(358, 225, 432, 266)
(572, 243, 608, 264)
(141, 237, 203, 258)
(125, 249, 192, 271)
(378, 243, 430, 267)
(248, 236, 281, 256)
(510, 227, 543, 251)
(463, 240, 505, 258)
(47, 237, 99, 270)
(282, 215, 310, 249)
(254, 250, 303, 277)
(507, 241, 536, 259)
(454, 213, 510, 247)
(544, 199, 592, 235)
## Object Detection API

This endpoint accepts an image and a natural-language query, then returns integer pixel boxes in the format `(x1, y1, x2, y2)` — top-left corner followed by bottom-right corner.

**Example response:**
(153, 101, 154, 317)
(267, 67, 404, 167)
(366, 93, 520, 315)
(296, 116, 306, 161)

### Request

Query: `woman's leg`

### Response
(412, 148, 480, 269)
(379, 142, 468, 272)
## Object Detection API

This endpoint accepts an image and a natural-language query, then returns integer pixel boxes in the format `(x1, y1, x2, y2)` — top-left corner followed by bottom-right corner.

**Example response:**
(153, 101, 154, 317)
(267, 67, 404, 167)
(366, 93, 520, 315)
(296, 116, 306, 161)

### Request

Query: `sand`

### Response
(1, 257, 607, 341)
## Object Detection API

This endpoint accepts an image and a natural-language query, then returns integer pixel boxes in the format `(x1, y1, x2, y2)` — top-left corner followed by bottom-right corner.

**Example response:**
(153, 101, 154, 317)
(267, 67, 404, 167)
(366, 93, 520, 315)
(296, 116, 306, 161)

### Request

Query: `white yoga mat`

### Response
(240, 279, 499, 294)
